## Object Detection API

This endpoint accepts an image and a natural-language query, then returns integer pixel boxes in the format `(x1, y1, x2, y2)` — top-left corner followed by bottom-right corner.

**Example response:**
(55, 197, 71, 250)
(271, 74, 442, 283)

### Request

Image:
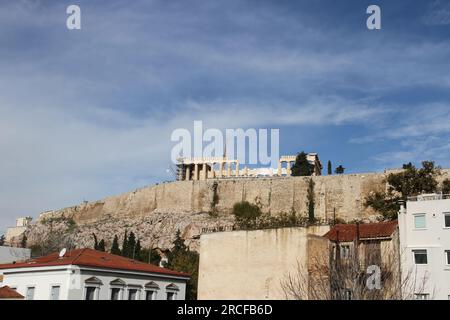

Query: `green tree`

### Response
(327, 160, 332, 175)
(134, 239, 142, 260)
(21, 234, 27, 248)
(0, 234, 5, 246)
(121, 230, 129, 257)
(98, 239, 105, 252)
(111, 235, 121, 255)
(127, 232, 136, 259)
(443, 179, 450, 194)
(92, 233, 98, 250)
(232, 201, 262, 229)
(140, 248, 161, 265)
(335, 165, 345, 174)
(167, 230, 199, 300)
(307, 179, 315, 223)
(291, 152, 314, 176)
(365, 161, 440, 220)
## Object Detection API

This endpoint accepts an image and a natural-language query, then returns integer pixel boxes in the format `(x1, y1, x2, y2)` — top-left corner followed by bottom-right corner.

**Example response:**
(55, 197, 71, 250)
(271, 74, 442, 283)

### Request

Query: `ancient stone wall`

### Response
(26, 169, 450, 252)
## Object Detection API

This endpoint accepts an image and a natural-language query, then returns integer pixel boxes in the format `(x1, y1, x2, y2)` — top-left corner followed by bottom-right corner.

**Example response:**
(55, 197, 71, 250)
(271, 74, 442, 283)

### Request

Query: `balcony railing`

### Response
(407, 193, 450, 202)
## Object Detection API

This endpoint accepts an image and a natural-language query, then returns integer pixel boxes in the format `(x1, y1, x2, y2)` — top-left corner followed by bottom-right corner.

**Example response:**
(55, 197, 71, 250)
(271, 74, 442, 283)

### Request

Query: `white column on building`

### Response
(278, 160, 282, 176)
(227, 162, 231, 177)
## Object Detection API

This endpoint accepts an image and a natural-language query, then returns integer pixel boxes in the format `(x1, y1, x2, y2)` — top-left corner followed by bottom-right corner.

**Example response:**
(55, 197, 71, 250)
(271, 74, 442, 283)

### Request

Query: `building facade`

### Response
(398, 194, 450, 300)
(322, 221, 401, 300)
(0, 248, 189, 300)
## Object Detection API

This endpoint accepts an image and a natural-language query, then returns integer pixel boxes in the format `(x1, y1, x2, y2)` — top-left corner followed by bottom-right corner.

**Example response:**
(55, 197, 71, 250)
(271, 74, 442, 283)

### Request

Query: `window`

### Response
(166, 292, 176, 300)
(84, 277, 102, 300)
(165, 283, 179, 300)
(128, 288, 139, 300)
(414, 214, 426, 229)
(26, 287, 35, 300)
(414, 293, 429, 300)
(85, 287, 97, 300)
(413, 250, 428, 264)
(145, 290, 156, 300)
(444, 213, 450, 228)
(446, 250, 450, 265)
(111, 288, 121, 300)
(50, 286, 60, 300)
(340, 245, 350, 259)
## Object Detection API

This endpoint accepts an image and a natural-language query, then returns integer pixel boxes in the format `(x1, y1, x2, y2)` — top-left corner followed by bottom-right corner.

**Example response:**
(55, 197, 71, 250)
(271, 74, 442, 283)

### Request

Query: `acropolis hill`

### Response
(23, 169, 450, 252)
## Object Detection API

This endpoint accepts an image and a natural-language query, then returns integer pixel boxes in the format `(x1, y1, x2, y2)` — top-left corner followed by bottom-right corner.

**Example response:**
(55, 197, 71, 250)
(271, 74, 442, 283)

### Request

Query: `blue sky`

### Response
(1, 0, 450, 232)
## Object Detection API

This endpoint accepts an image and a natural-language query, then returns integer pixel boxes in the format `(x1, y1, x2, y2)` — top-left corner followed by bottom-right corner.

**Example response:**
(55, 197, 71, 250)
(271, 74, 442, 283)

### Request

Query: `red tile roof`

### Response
(324, 220, 398, 242)
(0, 248, 189, 278)
(0, 286, 24, 299)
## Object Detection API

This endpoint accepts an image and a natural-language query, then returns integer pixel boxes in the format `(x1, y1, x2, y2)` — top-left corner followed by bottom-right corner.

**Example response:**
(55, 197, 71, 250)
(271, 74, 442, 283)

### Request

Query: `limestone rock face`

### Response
(24, 171, 450, 252)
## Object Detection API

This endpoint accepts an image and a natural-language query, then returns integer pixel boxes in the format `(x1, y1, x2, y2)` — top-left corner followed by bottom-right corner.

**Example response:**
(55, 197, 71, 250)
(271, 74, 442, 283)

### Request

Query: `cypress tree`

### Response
(111, 235, 121, 255)
(327, 160, 332, 175)
(127, 232, 136, 259)
(134, 239, 142, 260)
(98, 239, 105, 252)
(92, 233, 98, 250)
(121, 230, 128, 257)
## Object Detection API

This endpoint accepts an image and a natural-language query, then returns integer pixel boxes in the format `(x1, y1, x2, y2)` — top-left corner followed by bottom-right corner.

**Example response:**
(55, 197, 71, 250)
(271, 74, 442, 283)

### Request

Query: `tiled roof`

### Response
(0, 248, 189, 278)
(0, 286, 24, 299)
(324, 220, 398, 242)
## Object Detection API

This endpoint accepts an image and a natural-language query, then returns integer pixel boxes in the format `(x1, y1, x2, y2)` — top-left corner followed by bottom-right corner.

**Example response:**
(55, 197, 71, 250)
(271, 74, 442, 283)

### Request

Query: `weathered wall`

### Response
(25, 169, 450, 252)
(197, 226, 330, 300)
(38, 173, 390, 225)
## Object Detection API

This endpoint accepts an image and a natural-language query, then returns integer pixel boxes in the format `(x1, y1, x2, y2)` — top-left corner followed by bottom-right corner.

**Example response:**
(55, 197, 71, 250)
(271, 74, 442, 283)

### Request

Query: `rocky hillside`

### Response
(21, 170, 450, 252)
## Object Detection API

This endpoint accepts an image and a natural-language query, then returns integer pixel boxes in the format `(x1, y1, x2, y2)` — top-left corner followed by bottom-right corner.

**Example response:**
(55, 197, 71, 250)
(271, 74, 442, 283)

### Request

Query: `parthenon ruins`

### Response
(176, 153, 322, 181)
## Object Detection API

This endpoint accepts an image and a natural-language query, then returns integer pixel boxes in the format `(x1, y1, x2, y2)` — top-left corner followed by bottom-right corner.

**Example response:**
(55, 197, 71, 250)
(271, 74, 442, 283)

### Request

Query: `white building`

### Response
(398, 193, 450, 300)
(0, 248, 189, 300)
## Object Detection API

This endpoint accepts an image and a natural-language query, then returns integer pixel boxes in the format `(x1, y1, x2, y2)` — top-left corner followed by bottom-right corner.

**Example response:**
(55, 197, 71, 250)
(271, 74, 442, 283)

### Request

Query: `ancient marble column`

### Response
(202, 163, 208, 180)
(194, 164, 199, 181)
(286, 161, 291, 176)
(235, 162, 239, 177)
(277, 160, 282, 176)
(227, 162, 231, 177)
(185, 166, 191, 181)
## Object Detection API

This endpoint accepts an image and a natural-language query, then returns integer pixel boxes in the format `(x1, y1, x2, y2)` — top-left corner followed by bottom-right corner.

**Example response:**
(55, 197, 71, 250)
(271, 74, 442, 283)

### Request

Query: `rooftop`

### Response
(324, 220, 398, 242)
(0, 286, 24, 299)
(0, 248, 189, 279)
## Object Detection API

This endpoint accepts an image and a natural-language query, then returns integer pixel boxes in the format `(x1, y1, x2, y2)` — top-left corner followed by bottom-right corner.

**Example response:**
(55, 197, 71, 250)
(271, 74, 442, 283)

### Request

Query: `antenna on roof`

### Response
(59, 248, 67, 258)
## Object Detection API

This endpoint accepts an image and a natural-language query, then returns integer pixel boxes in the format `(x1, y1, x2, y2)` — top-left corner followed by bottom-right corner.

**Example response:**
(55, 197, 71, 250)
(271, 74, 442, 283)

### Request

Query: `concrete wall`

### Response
(0, 246, 31, 264)
(197, 226, 329, 300)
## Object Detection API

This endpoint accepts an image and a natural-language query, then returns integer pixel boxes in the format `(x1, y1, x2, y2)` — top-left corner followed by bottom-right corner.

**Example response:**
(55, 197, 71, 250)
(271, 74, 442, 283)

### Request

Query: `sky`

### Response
(1, 0, 450, 233)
